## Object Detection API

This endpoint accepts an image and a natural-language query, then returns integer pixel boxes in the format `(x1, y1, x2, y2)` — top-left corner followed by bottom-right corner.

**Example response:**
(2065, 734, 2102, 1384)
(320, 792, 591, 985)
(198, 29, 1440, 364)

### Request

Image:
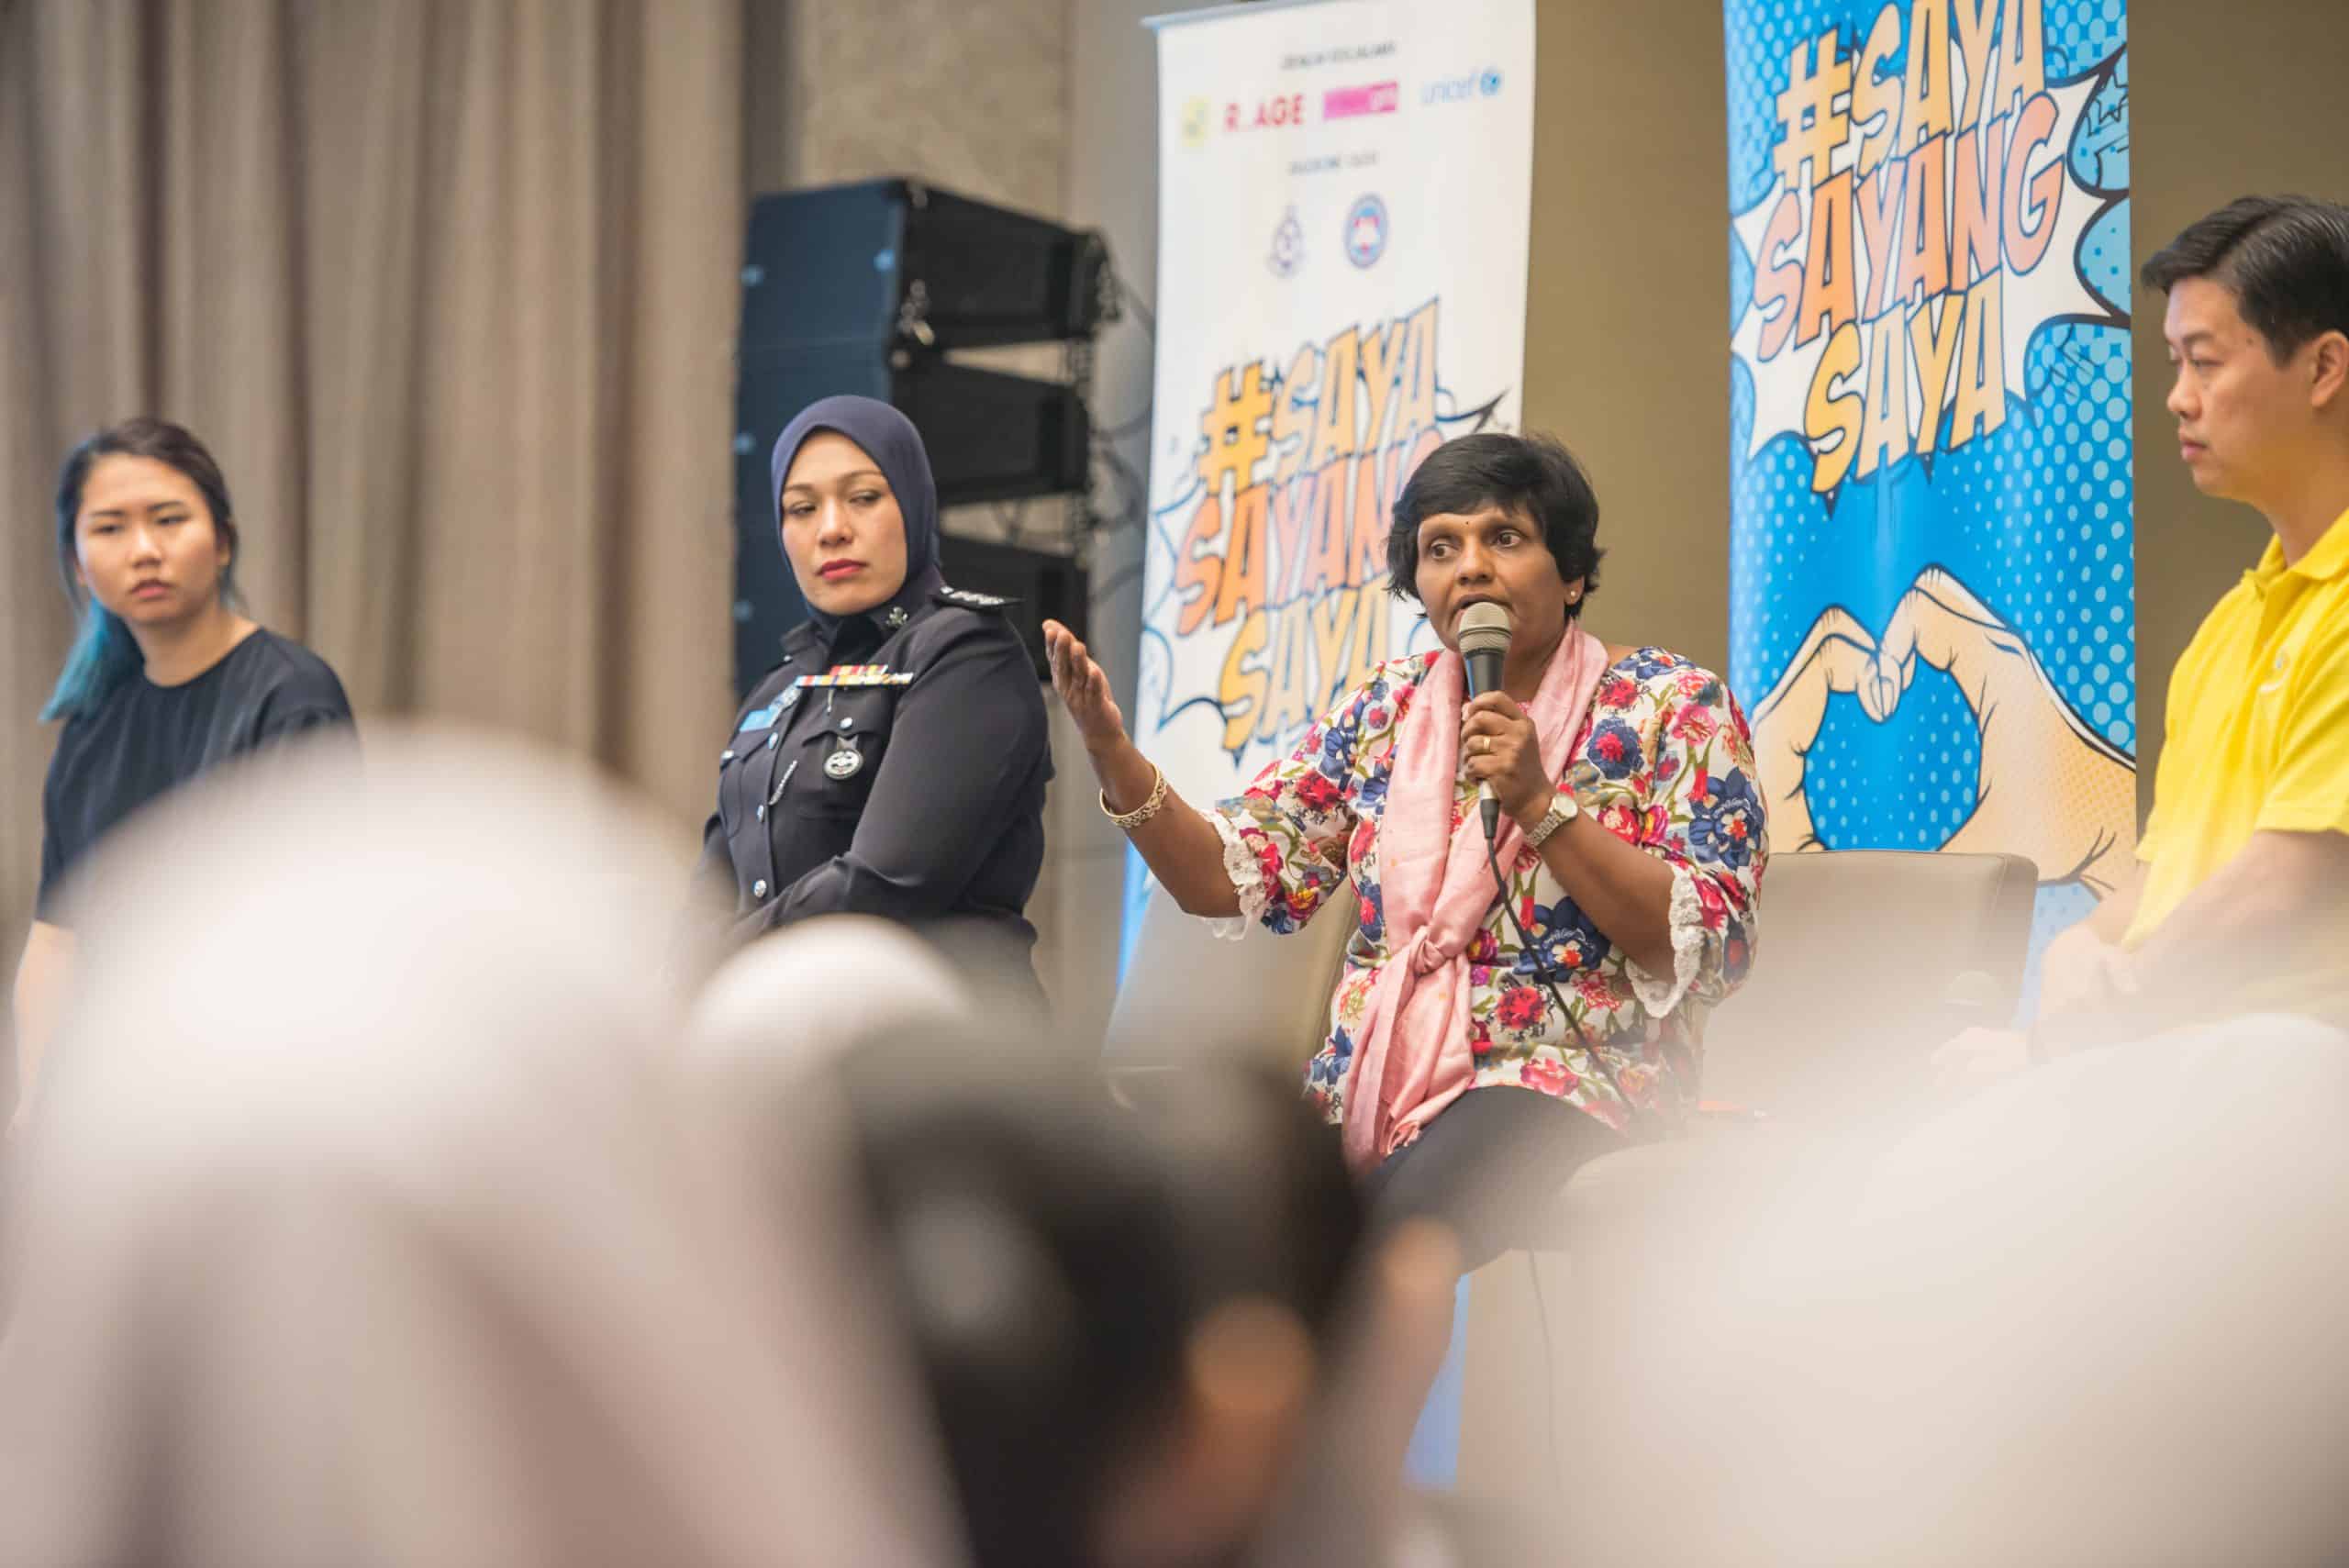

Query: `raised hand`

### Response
(1042, 619, 1129, 755)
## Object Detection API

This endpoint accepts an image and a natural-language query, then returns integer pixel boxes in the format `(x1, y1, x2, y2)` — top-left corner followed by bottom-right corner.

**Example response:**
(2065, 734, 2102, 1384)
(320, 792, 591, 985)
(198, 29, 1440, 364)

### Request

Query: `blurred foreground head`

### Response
(689, 927, 1365, 1568)
(0, 730, 958, 1568)
(852, 1054, 1367, 1568)
(1563, 1015, 2349, 1565)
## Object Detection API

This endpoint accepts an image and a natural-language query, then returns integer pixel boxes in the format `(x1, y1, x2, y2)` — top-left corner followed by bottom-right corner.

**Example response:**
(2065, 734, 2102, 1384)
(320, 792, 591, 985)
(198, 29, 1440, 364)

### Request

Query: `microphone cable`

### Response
(1482, 829, 1672, 1529)
(1483, 831, 1648, 1124)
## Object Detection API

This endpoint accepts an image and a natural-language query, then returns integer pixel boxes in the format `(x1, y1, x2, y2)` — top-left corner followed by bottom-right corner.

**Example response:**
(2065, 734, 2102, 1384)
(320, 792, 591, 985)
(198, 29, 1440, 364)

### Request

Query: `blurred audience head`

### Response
(1563, 1013, 2349, 1565)
(0, 730, 957, 1568)
(845, 1050, 1363, 1568)
(690, 917, 1367, 1568)
(3, 727, 1402, 1568)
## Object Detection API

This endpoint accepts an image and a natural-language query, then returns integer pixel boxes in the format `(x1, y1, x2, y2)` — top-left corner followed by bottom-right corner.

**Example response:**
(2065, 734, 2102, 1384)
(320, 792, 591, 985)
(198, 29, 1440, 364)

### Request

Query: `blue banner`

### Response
(1725, 0, 2135, 965)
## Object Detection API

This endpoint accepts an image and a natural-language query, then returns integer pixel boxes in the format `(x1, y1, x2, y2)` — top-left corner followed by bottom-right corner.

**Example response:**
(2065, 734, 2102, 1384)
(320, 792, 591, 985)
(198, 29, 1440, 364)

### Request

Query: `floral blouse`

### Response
(1205, 647, 1765, 1134)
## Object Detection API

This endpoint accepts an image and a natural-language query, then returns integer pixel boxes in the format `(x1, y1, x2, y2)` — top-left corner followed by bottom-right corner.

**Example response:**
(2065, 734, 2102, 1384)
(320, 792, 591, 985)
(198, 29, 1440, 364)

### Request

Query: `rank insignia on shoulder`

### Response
(934, 585, 1013, 614)
(795, 664, 915, 689)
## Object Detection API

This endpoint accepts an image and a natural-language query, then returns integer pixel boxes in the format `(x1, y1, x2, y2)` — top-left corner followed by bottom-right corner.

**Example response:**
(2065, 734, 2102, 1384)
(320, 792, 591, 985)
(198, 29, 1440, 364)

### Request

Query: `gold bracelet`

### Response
(1101, 765, 1170, 831)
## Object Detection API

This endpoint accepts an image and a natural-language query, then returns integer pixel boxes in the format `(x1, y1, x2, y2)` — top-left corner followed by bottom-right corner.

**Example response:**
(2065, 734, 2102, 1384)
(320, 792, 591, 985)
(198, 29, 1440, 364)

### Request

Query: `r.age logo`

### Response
(1225, 93, 1308, 131)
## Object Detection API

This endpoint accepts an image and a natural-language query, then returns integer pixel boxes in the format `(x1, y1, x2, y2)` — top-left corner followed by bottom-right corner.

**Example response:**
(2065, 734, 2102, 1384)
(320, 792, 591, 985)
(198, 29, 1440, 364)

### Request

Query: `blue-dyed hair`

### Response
(40, 417, 242, 722)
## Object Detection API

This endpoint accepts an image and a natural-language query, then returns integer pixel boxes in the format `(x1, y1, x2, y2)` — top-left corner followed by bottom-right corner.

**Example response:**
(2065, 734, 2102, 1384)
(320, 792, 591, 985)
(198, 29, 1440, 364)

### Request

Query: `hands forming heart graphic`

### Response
(1751, 568, 2137, 892)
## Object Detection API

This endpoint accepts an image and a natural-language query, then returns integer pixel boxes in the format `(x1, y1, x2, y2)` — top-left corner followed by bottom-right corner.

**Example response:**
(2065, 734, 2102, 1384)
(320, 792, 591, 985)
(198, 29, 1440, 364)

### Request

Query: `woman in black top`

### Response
(695, 396, 1051, 978)
(11, 418, 352, 1129)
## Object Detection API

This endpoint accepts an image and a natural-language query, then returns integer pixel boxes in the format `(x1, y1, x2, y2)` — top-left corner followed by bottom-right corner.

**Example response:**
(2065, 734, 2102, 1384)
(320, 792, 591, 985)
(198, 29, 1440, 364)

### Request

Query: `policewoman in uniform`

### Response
(696, 395, 1052, 977)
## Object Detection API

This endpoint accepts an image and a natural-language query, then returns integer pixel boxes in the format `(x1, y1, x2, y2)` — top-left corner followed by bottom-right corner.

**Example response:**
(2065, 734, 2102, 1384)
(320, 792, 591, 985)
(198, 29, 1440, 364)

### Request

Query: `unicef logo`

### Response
(1344, 195, 1388, 269)
(1421, 67, 1503, 106)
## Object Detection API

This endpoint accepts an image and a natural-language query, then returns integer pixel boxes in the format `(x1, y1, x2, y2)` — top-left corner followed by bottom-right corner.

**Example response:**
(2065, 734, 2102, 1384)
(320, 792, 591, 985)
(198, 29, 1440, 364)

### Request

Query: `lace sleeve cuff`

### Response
(1626, 863, 1707, 1018)
(1200, 806, 1272, 941)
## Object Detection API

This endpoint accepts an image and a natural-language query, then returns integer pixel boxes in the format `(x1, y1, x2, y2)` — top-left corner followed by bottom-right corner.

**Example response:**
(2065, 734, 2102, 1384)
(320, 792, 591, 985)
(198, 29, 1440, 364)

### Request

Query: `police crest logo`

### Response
(1267, 206, 1305, 280)
(1343, 194, 1388, 269)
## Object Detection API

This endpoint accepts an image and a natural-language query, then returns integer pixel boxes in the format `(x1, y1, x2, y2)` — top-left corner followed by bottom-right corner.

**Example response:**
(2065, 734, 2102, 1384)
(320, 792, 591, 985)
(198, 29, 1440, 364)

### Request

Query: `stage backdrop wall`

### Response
(1725, 0, 2135, 969)
(1136, 0, 1536, 1487)
(1134, 0, 1536, 955)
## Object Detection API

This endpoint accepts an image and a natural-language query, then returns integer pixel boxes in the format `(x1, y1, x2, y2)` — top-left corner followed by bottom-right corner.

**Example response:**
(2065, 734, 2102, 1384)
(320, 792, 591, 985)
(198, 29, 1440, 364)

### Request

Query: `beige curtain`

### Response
(0, 0, 747, 986)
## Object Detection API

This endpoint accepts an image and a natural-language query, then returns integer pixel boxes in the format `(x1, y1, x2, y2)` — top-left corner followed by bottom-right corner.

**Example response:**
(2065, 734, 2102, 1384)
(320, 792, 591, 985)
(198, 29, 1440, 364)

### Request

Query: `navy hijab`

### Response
(769, 396, 944, 652)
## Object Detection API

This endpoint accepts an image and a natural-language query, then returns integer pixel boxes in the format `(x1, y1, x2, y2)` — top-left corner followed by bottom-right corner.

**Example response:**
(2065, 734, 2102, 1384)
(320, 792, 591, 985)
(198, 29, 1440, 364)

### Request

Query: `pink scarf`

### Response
(1337, 625, 1609, 1174)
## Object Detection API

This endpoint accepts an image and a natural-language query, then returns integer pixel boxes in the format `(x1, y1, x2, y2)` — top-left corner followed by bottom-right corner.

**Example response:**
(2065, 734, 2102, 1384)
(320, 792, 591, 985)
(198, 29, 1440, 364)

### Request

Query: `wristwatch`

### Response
(1523, 790, 1578, 850)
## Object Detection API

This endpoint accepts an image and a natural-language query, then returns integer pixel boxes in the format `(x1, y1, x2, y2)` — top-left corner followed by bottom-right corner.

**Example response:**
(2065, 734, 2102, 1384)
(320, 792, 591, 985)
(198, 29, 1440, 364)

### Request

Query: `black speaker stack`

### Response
(731, 178, 1115, 693)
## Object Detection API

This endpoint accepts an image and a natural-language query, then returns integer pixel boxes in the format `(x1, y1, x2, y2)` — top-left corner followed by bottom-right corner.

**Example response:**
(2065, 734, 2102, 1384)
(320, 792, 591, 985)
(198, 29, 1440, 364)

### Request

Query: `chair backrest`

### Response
(1102, 849, 2038, 1124)
(1699, 848, 2039, 1121)
(1101, 884, 1360, 1089)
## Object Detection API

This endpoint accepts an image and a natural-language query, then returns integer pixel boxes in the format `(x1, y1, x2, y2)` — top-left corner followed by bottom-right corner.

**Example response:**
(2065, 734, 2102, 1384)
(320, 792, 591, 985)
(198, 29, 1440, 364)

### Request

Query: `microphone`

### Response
(1457, 601, 1512, 841)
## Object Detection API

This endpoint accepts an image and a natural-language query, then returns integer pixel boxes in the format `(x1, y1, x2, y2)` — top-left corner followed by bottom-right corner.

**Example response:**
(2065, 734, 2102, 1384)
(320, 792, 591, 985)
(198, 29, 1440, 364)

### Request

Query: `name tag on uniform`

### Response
(733, 687, 807, 733)
(795, 664, 914, 689)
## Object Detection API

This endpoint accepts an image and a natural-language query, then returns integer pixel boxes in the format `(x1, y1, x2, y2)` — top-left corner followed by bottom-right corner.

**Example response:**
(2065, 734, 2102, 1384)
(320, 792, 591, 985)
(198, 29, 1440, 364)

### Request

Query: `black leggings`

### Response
(1358, 1085, 1627, 1273)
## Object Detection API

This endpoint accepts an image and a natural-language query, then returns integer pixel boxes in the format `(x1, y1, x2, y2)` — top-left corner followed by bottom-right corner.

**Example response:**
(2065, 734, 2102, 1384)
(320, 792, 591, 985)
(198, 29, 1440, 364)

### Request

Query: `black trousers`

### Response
(1358, 1084, 1627, 1273)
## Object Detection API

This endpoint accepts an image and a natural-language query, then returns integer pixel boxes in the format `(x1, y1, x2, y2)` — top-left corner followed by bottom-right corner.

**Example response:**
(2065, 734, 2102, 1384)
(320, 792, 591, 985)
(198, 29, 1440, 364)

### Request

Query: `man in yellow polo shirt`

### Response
(1943, 195, 2349, 1079)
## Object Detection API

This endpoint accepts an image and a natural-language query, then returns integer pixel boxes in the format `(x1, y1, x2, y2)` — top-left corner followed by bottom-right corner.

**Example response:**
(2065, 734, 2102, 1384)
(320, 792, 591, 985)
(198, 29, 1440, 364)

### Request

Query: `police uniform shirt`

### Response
(696, 585, 1052, 954)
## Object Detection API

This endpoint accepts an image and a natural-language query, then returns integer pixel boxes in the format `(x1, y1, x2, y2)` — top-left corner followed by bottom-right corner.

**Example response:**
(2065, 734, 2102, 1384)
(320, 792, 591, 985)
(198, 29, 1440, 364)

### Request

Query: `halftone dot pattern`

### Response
(1722, 0, 1814, 217)
(1725, 0, 2129, 199)
(1726, 0, 2134, 962)
(2071, 45, 2131, 193)
(1803, 676, 1986, 850)
(1733, 304, 2138, 847)
(2080, 200, 2132, 314)
(1730, 228, 1755, 333)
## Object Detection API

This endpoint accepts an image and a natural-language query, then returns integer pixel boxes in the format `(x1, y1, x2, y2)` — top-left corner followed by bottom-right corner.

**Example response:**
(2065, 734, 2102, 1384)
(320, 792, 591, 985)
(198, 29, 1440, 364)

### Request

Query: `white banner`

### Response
(1131, 0, 1536, 933)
